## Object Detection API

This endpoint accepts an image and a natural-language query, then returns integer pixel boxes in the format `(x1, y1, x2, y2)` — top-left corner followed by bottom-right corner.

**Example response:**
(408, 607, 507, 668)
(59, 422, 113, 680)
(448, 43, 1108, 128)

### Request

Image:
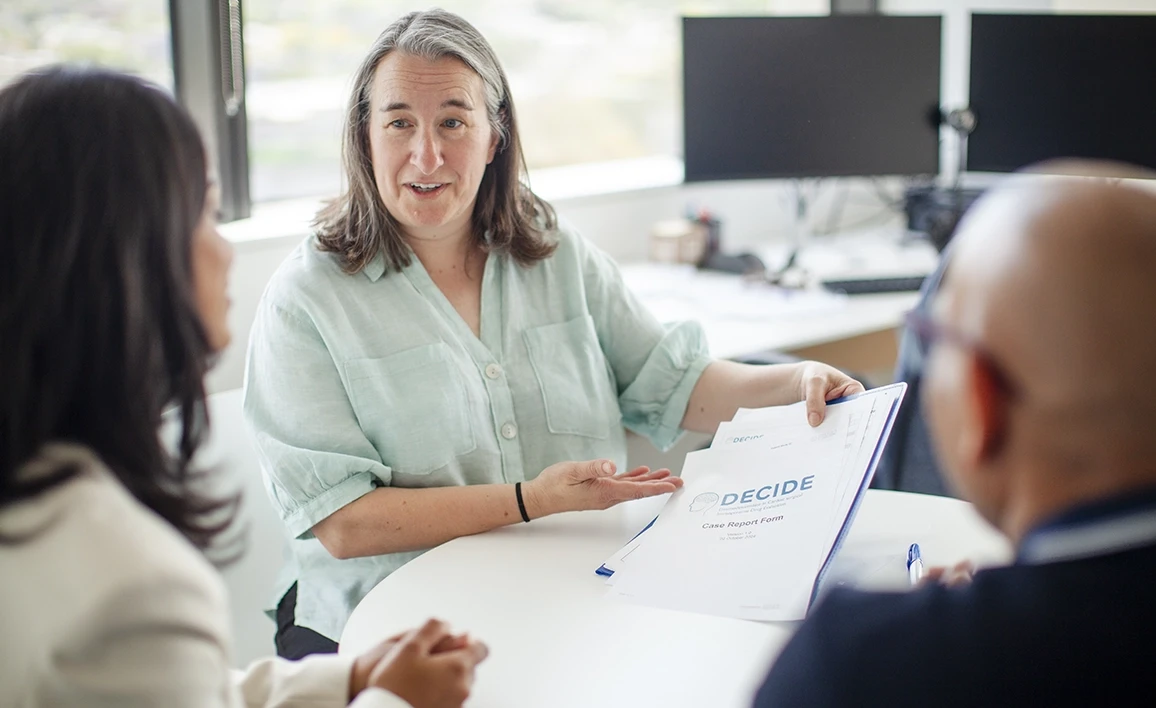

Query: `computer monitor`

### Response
(967, 13, 1156, 173)
(682, 16, 942, 182)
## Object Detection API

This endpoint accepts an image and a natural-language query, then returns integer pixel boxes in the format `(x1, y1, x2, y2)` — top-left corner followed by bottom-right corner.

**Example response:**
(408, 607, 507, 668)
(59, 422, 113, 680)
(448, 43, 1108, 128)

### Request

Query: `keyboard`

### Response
(820, 275, 926, 295)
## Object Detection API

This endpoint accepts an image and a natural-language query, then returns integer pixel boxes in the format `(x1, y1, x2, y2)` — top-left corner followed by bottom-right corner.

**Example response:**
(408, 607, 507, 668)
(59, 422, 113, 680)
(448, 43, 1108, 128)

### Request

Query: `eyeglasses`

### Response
(904, 310, 1020, 398)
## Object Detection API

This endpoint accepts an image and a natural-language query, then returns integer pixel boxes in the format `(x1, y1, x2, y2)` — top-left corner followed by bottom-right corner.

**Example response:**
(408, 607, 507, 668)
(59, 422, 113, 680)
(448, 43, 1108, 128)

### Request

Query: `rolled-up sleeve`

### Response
(617, 321, 711, 450)
(571, 229, 712, 451)
(243, 295, 391, 540)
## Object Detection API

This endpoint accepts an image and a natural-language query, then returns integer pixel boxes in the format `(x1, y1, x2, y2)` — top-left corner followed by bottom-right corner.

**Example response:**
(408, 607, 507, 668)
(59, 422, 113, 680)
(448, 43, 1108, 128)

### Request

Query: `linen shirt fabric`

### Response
(0, 443, 410, 708)
(244, 223, 712, 641)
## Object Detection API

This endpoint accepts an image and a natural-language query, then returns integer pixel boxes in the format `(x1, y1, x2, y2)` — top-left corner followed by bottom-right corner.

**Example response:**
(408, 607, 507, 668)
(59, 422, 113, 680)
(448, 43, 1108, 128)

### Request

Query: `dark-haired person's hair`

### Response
(314, 8, 557, 275)
(0, 66, 236, 553)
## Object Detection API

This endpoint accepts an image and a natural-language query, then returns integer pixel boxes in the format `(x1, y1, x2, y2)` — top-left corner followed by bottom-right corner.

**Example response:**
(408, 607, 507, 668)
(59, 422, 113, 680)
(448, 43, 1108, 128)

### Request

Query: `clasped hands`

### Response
(350, 619, 488, 708)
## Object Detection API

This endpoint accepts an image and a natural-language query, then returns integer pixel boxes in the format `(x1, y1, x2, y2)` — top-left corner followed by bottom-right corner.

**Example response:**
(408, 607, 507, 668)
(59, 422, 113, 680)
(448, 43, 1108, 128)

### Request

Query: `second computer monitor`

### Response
(968, 13, 1156, 173)
(682, 15, 942, 182)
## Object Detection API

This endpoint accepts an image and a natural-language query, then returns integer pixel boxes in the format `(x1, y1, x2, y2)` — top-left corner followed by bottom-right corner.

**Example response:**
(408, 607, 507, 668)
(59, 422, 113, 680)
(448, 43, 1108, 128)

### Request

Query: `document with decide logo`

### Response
(601, 383, 906, 621)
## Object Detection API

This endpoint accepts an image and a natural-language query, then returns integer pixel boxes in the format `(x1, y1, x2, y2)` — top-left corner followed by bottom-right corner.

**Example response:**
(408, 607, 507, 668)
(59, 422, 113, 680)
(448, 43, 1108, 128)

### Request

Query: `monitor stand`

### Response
(945, 107, 976, 189)
(767, 179, 818, 287)
(767, 178, 939, 293)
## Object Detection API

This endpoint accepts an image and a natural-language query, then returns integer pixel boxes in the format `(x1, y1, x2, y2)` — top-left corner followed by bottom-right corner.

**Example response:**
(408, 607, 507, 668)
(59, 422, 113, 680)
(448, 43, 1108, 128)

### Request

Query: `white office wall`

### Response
(210, 236, 297, 393)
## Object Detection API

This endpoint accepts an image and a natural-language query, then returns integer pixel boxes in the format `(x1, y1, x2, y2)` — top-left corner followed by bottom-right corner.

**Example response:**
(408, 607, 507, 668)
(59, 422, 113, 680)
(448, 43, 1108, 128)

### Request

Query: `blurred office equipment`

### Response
(967, 13, 1156, 173)
(822, 274, 927, 295)
(682, 16, 942, 292)
(831, 0, 878, 14)
(903, 184, 982, 253)
(682, 15, 941, 182)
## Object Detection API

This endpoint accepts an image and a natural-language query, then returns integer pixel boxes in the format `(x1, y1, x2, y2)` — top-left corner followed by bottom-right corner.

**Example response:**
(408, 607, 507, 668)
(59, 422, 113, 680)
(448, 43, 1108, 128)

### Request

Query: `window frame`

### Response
(170, 0, 251, 221)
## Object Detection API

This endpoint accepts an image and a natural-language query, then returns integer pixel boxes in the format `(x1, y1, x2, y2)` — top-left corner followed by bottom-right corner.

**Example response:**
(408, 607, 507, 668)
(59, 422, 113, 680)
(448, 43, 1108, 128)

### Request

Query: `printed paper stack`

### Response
(599, 383, 907, 621)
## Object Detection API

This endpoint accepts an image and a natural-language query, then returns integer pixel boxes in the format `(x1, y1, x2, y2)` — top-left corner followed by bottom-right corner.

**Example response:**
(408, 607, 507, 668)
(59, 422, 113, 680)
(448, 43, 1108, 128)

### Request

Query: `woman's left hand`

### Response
(795, 361, 865, 427)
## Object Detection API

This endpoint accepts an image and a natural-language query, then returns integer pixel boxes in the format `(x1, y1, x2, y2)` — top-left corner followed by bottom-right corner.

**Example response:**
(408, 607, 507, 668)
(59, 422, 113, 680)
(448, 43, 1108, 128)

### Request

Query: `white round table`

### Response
(340, 490, 1010, 708)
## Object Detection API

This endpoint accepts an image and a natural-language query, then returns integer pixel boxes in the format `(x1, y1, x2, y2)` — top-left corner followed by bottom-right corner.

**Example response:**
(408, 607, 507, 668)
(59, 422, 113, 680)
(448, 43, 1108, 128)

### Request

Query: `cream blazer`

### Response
(0, 444, 409, 708)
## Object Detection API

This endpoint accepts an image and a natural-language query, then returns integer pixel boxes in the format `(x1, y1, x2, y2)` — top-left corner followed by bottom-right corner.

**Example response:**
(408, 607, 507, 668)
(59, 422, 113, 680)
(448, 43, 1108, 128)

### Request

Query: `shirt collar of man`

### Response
(1017, 486, 1156, 565)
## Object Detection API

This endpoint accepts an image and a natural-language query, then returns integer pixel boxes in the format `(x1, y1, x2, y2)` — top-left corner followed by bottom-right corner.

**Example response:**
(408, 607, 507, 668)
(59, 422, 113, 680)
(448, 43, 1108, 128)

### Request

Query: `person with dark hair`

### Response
(244, 8, 862, 658)
(753, 174, 1156, 706)
(0, 66, 486, 708)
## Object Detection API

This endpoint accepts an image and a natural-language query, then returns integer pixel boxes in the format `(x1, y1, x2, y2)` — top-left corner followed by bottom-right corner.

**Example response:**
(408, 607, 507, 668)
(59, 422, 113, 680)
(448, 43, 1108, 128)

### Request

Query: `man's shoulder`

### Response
(754, 584, 1002, 708)
(786, 586, 959, 654)
(801, 585, 960, 646)
(794, 571, 1054, 653)
(757, 561, 1156, 708)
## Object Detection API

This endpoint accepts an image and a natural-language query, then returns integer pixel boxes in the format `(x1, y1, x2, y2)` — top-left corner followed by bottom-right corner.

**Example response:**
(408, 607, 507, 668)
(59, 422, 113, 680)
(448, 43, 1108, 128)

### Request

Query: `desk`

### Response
(621, 263, 921, 360)
(621, 264, 921, 388)
(340, 490, 1010, 708)
(621, 230, 939, 383)
(619, 261, 925, 471)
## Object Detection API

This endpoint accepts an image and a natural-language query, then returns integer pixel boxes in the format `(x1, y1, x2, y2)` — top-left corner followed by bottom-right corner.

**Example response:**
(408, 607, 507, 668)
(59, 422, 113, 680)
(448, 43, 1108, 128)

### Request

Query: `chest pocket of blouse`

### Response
(524, 315, 621, 439)
(344, 343, 476, 475)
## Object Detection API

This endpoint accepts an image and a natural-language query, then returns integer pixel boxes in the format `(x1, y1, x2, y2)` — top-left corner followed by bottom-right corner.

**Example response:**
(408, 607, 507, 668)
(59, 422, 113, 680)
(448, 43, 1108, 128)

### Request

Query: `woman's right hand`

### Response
(524, 459, 683, 517)
(364, 619, 488, 708)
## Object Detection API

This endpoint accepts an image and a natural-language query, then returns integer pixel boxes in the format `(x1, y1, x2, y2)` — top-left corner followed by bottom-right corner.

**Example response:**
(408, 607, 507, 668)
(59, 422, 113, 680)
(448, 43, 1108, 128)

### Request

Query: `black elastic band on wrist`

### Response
(514, 482, 531, 523)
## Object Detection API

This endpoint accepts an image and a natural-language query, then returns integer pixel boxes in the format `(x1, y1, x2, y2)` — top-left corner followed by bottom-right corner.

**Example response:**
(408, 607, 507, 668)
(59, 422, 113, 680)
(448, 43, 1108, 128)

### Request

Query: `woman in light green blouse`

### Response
(244, 9, 863, 657)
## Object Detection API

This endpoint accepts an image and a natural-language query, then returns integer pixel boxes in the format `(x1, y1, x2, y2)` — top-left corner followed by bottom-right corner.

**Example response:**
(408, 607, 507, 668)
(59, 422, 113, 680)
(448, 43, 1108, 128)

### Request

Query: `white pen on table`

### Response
(907, 542, 924, 586)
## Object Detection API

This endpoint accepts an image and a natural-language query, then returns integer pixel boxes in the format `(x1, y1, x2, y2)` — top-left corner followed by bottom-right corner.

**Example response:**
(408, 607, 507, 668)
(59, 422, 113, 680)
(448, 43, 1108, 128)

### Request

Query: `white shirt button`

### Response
(501, 422, 518, 440)
(485, 363, 503, 380)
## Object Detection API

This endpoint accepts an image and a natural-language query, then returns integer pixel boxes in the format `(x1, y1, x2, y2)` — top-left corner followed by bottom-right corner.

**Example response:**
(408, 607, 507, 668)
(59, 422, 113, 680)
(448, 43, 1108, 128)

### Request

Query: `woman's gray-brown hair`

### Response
(315, 8, 557, 274)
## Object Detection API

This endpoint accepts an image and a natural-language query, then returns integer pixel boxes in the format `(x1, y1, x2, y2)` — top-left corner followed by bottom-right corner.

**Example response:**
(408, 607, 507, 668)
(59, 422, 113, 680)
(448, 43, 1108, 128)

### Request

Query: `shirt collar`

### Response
(1017, 487, 1156, 565)
(359, 230, 490, 283)
(362, 251, 386, 283)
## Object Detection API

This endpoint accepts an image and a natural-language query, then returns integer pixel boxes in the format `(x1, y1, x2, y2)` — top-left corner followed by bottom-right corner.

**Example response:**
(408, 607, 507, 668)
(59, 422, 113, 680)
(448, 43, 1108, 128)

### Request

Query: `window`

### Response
(0, 0, 172, 91)
(2, 0, 828, 214)
(243, 0, 827, 204)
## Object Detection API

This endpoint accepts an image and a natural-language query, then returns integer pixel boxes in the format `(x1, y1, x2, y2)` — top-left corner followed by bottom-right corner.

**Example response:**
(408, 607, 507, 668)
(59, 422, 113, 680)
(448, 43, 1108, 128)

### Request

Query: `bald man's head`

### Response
(923, 177, 1156, 543)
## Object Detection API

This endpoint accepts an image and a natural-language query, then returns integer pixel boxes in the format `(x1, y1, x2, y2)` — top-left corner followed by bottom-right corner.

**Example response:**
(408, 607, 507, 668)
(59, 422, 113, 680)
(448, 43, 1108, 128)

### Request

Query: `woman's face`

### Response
(368, 51, 499, 245)
(192, 183, 233, 352)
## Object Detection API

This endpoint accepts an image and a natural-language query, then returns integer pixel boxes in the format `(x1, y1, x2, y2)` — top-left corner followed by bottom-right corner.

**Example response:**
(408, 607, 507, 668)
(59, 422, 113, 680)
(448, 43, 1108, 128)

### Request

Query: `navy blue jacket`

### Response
(755, 492, 1156, 707)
